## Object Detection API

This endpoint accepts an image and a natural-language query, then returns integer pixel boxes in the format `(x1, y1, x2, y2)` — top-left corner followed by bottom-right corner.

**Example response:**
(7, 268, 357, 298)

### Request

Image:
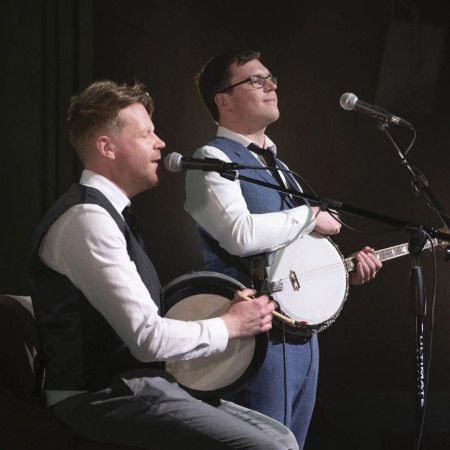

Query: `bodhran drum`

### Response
(162, 271, 267, 399)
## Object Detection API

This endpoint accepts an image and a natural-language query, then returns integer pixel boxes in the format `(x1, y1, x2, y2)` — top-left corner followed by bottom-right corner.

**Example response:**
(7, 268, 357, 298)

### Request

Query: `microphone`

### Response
(164, 152, 242, 173)
(339, 92, 413, 128)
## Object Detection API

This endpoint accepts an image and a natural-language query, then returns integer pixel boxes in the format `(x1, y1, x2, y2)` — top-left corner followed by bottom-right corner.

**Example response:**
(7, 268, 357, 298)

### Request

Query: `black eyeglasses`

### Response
(218, 74, 278, 93)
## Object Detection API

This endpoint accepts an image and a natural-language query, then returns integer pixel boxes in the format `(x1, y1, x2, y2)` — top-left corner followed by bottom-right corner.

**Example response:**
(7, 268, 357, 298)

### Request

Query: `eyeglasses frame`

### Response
(218, 74, 278, 93)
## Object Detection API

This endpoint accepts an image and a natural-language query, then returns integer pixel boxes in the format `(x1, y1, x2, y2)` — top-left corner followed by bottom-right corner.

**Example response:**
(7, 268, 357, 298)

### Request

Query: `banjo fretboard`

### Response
(344, 240, 434, 272)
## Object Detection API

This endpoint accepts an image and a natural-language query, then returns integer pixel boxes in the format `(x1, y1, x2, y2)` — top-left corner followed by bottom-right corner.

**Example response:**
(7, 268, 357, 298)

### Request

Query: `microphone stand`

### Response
(408, 228, 428, 447)
(219, 163, 450, 448)
(375, 117, 450, 448)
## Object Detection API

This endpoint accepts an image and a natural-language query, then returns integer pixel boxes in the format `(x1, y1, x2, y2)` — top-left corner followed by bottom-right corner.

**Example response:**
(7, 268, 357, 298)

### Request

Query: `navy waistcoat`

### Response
(30, 184, 161, 391)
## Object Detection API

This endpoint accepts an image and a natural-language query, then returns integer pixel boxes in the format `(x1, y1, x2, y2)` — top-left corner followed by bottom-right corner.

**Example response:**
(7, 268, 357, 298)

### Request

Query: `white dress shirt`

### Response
(39, 170, 229, 369)
(184, 126, 315, 257)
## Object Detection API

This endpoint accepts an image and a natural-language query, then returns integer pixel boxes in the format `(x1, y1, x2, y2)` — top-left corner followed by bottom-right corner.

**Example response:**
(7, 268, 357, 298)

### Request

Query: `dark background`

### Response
(1, 1, 450, 448)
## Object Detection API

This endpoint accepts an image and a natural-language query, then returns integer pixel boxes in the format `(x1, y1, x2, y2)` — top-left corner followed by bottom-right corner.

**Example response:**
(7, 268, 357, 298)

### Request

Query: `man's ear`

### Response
(214, 92, 231, 112)
(96, 135, 116, 160)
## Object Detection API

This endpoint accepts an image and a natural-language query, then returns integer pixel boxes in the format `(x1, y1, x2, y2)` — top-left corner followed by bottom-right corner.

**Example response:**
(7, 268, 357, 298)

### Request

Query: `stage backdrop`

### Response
(1, 1, 449, 449)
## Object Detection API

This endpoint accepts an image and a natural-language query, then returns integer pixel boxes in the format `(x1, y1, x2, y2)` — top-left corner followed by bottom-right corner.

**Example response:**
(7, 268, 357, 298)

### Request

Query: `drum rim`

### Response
(162, 271, 268, 399)
(163, 271, 246, 292)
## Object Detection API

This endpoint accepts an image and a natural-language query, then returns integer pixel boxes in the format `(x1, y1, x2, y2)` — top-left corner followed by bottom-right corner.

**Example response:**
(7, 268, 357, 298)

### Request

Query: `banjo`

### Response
(264, 232, 436, 335)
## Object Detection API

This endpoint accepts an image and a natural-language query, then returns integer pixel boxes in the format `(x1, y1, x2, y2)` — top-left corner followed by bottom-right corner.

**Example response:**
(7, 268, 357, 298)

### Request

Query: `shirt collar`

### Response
(217, 125, 277, 156)
(80, 170, 130, 214)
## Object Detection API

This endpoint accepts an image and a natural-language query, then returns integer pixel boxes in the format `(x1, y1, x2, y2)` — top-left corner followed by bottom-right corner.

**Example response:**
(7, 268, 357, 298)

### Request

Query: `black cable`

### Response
(327, 209, 402, 235)
(404, 127, 417, 155)
(381, 119, 415, 159)
(281, 321, 288, 426)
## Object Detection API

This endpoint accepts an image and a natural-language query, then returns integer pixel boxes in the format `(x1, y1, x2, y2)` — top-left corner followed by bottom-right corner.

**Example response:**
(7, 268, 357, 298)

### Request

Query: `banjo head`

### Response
(268, 233, 349, 334)
(162, 271, 267, 399)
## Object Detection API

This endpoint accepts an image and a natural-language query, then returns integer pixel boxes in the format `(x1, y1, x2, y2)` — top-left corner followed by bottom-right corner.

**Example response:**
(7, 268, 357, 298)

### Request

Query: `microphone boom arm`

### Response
(222, 170, 450, 244)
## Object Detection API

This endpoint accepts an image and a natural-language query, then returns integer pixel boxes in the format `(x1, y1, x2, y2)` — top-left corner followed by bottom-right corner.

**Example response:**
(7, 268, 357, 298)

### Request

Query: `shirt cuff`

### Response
(287, 204, 316, 235)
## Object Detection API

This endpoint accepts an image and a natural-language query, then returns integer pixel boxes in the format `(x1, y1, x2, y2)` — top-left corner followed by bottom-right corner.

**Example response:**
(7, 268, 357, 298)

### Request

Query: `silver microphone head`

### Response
(164, 152, 183, 173)
(339, 92, 358, 110)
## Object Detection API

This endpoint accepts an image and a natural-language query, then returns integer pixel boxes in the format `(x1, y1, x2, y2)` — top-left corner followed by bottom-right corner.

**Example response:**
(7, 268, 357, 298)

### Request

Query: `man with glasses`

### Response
(184, 49, 381, 448)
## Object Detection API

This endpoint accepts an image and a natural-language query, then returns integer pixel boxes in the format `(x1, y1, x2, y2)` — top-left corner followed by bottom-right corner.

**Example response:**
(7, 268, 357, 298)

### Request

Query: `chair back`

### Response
(0, 294, 43, 403)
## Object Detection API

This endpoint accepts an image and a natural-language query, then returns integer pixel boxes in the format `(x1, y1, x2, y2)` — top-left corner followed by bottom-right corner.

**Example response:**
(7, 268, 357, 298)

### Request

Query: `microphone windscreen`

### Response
(339, 92, 358, 110)
(164, 152, 183, 173)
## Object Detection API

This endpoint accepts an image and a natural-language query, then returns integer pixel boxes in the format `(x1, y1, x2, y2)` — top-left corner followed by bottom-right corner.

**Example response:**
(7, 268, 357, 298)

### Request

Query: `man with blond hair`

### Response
(30, 80, 299, 450)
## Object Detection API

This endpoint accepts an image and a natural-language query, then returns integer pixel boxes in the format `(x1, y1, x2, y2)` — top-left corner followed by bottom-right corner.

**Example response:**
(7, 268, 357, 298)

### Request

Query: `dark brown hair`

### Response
(195, 49, 261, 122)
(67, 80, 154, 160)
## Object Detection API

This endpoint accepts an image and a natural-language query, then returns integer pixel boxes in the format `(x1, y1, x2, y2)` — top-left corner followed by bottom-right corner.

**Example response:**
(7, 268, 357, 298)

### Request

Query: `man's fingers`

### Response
(235, 288, 256, 301)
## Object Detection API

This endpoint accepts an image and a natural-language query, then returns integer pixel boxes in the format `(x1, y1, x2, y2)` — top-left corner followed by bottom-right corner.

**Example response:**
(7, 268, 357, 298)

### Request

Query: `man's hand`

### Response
(350, 246, 382, 286)
(312, 207, 341, 235)
(437, 226, 450, 249)
(221, 288, 275, 339)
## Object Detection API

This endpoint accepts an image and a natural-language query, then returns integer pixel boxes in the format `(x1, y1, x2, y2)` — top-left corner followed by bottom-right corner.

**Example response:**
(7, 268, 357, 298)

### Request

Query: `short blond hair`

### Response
(67, 80, 154, 161)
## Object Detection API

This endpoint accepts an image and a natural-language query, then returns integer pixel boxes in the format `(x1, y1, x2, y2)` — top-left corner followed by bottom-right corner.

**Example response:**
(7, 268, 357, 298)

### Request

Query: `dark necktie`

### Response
(122, 205, 145, 247)
(247, 143, 286, 189)
(247, 143, 305, 207)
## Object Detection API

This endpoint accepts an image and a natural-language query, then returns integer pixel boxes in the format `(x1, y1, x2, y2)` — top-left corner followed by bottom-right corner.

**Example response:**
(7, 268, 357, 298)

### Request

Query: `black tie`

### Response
(247, 143, 305, 207)
(122, 205, 145, 247)
(247, 143, 287, 192)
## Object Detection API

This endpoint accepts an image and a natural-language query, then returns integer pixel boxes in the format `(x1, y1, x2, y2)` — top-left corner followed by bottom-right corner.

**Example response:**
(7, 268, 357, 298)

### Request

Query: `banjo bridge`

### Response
(289, 270, 300, 291)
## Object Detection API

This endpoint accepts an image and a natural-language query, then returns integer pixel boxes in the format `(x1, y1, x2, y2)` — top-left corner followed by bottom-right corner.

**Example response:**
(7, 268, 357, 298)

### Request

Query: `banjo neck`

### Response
(344, 239, 436, 273)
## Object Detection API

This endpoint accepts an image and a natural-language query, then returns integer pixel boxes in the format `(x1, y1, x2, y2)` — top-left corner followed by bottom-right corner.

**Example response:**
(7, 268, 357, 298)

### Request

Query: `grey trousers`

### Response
(52, 370, 298, 450)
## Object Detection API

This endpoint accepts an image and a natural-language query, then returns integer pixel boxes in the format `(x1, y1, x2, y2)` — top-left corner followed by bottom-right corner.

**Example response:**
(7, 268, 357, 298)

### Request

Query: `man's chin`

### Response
(267, 110, 280, 124)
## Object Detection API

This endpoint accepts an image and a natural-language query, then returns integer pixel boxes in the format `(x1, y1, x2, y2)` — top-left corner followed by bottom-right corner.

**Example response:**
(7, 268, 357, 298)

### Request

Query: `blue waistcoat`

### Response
(30, 184, 162, 391)
(198, 137, 301, 286)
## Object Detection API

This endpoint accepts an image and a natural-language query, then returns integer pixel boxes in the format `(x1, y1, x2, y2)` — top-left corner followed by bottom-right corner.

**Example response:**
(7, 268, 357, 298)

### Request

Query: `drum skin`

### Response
(162, 271, 268, 399)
